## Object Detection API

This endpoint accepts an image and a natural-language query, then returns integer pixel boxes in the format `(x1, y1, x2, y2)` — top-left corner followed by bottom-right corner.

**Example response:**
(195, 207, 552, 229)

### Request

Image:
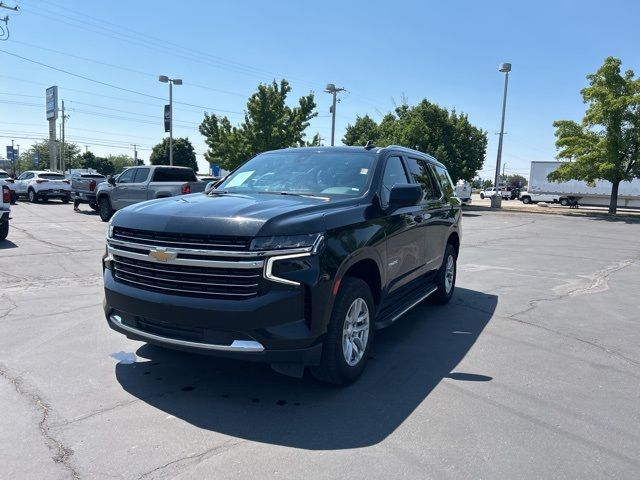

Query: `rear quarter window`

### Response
(433, 165, 455, 198)
(152, 168, 197, 182)
(39, 174, 66, 180)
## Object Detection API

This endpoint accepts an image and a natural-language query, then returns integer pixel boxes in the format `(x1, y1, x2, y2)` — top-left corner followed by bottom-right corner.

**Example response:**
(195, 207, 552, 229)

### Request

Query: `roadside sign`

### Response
(164, 104, 171, 132)
(5, 146, 13, 161)
(211, 164, 220, 176)
(46, 86, 58, 120)
(34, 151, 40, 167)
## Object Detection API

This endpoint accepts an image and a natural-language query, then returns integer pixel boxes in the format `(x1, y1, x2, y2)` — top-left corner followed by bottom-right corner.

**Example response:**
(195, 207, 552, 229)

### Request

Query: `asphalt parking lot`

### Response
(1, 201, 639, 479)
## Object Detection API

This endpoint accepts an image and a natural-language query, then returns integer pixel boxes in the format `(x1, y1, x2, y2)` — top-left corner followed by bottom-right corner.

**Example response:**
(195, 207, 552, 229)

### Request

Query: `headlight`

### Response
(250, 233, 322, 251)
(107, 221, 114, 239)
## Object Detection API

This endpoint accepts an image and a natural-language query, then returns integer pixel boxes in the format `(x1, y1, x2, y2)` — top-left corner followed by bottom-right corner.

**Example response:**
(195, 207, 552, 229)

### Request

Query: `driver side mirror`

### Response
(388, 184, 422, 209)
(108, 177, 116, 186)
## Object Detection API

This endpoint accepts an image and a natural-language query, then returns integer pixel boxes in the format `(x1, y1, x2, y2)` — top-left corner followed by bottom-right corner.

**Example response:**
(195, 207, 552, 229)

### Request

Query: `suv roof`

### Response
(279, 145, 446, 167)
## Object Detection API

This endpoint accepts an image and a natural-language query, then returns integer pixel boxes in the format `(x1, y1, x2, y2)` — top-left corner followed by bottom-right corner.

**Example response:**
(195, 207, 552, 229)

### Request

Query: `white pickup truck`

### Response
(519, 190, 559, 204)
(0, 179, 11, 241)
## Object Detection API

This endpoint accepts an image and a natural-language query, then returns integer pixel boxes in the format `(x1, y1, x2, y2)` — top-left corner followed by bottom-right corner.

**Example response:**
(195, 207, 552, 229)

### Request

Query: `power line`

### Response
(0, 49, 244, 114)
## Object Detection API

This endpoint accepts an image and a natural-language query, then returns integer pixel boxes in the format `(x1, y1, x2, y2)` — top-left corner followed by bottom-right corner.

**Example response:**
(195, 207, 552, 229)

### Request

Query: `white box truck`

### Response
(529, 161, 640, 208)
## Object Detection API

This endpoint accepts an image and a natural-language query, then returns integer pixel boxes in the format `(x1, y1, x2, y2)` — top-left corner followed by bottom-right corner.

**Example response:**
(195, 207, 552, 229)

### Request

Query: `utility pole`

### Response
(10, 139, 14, 176)
(502, 163, 506, 177)
(324, 83, 346, 146)
(85, 145, 89, 153)
(61, 100, 66, 173)
(133, 144, 138, 165)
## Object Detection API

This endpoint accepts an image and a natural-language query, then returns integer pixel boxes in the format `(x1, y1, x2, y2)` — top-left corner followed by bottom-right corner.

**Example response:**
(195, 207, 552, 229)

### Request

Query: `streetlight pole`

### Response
(325, 83, 345, 146)
(492, 62, 511, 208)
(159, 75, 183, 166)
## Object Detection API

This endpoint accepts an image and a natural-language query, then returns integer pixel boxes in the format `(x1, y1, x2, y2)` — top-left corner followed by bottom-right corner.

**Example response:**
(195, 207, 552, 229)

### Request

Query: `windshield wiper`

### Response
(257, 191, 329, 200)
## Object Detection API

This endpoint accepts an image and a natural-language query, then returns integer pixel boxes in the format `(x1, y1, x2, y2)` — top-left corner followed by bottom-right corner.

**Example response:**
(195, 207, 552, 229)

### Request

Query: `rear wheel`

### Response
(431, 243, 457, 305)
(559, 198, 569, 207)
(98, 197, 114, 222)
(0, 220, 8, 241)
(522, 196, 531, 204)
(480, 193, 485, 199)
(311, 277, 374, 385)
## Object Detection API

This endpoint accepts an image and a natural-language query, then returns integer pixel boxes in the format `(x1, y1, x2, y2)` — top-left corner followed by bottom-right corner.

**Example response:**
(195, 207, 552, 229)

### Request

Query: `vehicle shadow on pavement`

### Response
(115, 287, 496, 449)
(0, 239, 18, 249)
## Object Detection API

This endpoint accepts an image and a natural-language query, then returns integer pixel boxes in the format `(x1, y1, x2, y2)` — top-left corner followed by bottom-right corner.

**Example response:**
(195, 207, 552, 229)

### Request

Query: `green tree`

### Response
(506, 174, 527, 188)
(81, 151, 115, 176)
(199, 79, 317, 171)
(149, 138, 198, 172)
(482, 179, 493, 189)
(107, 154, 136, 174)
(343, 100, 487, 182)
(17, 140, 82, 173)
(548, 57, 640, 215)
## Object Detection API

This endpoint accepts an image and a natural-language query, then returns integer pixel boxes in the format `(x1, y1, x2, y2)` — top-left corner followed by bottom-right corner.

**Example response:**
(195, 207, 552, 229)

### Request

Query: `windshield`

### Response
(217, 150, 375, 198)
(0, 172, 9, 179)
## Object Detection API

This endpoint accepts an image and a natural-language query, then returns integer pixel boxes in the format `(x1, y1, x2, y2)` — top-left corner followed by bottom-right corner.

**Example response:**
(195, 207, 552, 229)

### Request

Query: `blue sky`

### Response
(1, 0, 639, 178)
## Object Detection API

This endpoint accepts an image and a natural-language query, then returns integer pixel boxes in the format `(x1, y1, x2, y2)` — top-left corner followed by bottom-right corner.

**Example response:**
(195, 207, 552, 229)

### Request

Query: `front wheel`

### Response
(311, 277, 374, 385)
(559, 198, 569, 207)
(431, 244, 457, 305)
(28, 189, 38, 203)
(522, 196, 531, 204)
(479, 193, 485, 199)
(98, 197, 114, 222)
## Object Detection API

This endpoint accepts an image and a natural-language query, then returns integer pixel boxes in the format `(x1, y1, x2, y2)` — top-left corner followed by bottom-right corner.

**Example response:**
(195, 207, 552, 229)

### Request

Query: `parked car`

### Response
(454, 180, 472, 204)
(96, 165, 208, 222)
(519, 190, 560, 204)
(479, 187, 510, 200)
(0, 179, 10, 241)
(13, 171, 71, 203)
(103, 145, 462, 384)
(0, 169, 17, 204)
(71, 172, 107, 210)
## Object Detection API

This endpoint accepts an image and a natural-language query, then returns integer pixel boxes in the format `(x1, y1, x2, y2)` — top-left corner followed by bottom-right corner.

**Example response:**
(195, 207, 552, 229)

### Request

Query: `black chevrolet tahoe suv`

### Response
(103, 145, 461, 384)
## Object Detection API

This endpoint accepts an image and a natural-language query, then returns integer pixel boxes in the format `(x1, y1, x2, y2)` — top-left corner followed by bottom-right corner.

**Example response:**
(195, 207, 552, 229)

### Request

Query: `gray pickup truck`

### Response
(96, 165, 207, 222)
(71, 172, 107, 210)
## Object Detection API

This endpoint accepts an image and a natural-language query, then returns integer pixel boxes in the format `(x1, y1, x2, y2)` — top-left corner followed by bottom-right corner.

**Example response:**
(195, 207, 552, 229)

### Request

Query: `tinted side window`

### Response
(133, 168, 150, 183)
(117, 168, 136, 184)
(433, 165, 455, 198)
(152, 168, 197, 182)
(406, 158, 440, 202)
(381, 156, 409, 204)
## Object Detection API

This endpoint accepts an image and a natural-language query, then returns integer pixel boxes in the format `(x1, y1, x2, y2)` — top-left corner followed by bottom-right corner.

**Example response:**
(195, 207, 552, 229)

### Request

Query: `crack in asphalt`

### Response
(137, 440, 245, 480)
(9, 224, 74, 251)
(0, 363, 80, 479)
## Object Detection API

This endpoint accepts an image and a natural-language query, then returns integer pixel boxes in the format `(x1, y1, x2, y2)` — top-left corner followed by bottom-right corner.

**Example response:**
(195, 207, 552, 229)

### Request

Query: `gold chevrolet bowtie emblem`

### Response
(148, 248, 177, 262)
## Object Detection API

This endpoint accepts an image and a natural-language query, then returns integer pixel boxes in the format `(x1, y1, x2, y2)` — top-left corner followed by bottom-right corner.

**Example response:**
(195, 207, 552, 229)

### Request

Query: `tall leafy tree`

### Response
(506, 174, 527, 188)
(548, 57, 640, 214)
(343, 100, 487, 181)
(199, 79, 317, 171)
(17, 140, 82, 173)
(149, 137, 198, 172)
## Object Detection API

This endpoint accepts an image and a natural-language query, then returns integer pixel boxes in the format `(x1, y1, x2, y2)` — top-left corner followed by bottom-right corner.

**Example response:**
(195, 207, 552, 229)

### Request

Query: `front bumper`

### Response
(103, 269, 324, 365)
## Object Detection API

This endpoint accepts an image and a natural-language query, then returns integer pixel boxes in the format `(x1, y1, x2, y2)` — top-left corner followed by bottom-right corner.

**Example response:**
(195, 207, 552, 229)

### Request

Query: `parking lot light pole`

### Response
(159, 75, 182, 166)
(492, 62, 511, 209)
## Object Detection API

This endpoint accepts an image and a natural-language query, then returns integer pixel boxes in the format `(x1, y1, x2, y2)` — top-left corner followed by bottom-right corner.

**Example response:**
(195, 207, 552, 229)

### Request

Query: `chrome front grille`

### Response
(112, 226, 251, 251)
(112, 254, 263, 298)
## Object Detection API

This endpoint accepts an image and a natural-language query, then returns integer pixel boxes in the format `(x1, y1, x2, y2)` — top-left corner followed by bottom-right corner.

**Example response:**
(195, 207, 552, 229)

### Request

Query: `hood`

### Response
(112, 192, 336, 237)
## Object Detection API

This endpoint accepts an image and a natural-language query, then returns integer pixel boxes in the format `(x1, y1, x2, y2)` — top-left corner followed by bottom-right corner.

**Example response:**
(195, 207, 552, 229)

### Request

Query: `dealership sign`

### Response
(46, 86, 58, 120)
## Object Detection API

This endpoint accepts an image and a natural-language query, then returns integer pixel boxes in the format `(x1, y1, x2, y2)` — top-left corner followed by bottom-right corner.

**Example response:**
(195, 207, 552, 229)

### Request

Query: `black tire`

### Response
(98, 197, 114, 222)
(479, 193, 485, 199)
(559, 198, 569, 207)
(311, 277, 375, 385)
(10, 192, 17, 204)
(0, 220, 8, 241)
(431, 243, 457, 305)
(89, 203, 99, 211)
(28, 189, 38, 203)
(61, 196, 70, 204)
(522, 196, 531, 204)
